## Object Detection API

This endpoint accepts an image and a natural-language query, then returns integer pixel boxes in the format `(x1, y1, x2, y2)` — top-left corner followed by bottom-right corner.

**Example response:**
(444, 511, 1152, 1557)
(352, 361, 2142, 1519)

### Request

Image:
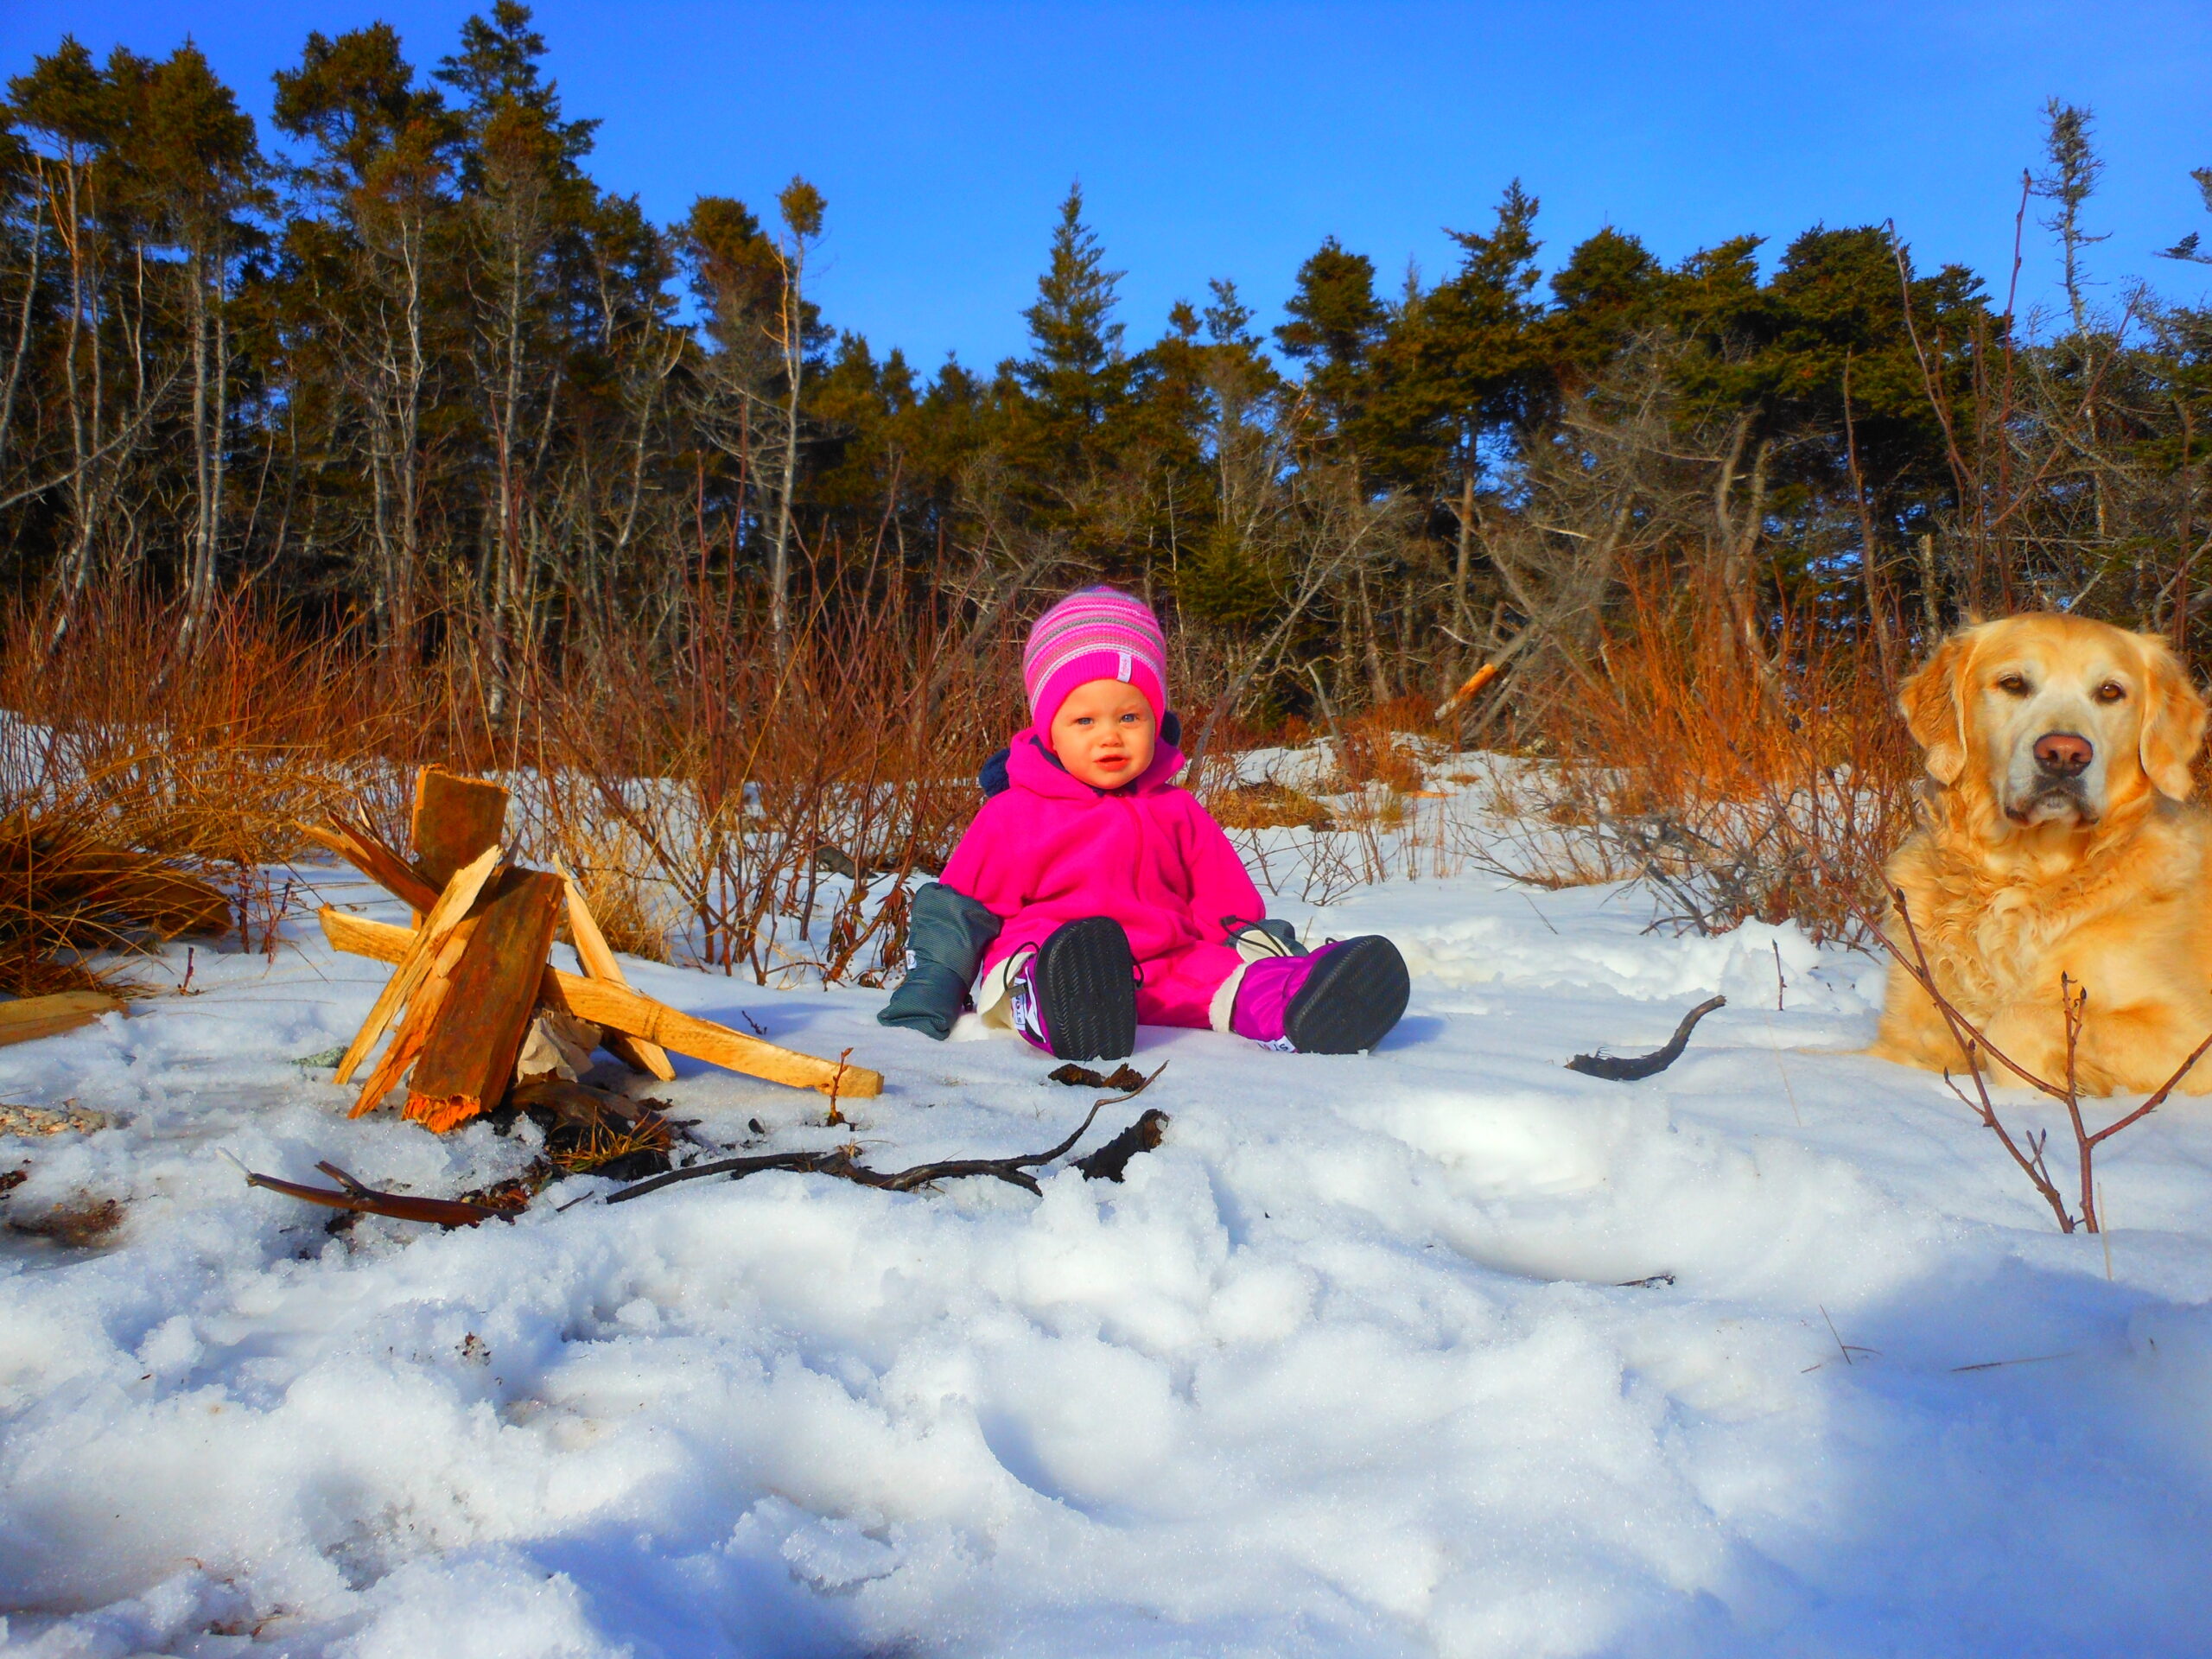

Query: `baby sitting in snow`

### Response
(880, 585, 1409, 1059)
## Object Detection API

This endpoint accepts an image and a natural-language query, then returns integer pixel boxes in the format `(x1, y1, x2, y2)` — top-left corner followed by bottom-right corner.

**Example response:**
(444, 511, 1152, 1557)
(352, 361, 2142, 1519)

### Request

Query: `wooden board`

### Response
(321, 907, 883, 1098)
(534, 975, 879, 1099)
(557, 864, 675, 1082)
(0, 990, 126, 1048)
(332, 842, 502, 1085)
(300, 819, 440, 913)
(351, 913, 480, 1116)
(402, 869, 564, 1133)
(411, 767, 510, 891)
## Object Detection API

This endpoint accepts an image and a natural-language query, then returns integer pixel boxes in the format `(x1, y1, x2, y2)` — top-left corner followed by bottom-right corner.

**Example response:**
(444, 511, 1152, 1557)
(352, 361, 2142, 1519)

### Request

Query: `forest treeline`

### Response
(6, 2, 2212, 728)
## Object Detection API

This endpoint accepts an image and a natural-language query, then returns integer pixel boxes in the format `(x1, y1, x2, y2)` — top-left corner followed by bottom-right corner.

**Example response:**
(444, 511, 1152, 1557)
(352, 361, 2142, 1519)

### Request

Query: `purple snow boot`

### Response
(1231, 935, 1409, 1054)
(1008, 916, 1138, 1061)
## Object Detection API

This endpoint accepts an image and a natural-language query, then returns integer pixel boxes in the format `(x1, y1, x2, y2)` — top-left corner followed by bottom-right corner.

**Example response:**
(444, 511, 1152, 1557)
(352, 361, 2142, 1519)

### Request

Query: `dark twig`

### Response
(1817, 1304, 1879, 1366)
(2059, 976, 2097, 1230)
(1885, 887, 2212, 1234)
(1949, 1351, 2076, 1373)
(607, 1062, 1170, 1205)
(1567, 996, 1726, 1080)
(1887, 889, 2077, 1232)
(2083, 1028, 2212, 1148)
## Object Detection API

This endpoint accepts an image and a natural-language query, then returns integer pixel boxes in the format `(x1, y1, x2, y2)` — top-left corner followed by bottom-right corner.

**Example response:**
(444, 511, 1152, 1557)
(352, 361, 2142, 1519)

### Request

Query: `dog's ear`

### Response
(2137, 632, 2208, 801)
(1898, 632, 1975, 785)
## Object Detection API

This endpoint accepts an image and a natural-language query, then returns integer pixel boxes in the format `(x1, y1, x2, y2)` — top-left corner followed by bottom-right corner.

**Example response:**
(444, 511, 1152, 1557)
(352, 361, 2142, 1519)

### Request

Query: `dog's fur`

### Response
(1872, 613, 2212, 1095)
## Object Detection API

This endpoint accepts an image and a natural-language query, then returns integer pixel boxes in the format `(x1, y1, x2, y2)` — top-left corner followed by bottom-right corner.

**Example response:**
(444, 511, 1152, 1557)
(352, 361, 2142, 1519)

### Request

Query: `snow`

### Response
(6, 844, 2212, 1656)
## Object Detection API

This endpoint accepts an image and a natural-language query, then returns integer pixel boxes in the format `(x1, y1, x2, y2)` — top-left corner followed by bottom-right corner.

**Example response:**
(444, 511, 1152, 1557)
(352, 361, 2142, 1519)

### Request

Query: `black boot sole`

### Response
(1283, 935, 1409, 1055)
(1034, 917, 1137, 1060)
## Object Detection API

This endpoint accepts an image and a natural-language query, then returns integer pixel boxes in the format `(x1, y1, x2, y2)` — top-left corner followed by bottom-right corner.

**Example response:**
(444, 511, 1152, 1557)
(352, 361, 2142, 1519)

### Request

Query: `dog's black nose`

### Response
(2034, 732, 2093, 775)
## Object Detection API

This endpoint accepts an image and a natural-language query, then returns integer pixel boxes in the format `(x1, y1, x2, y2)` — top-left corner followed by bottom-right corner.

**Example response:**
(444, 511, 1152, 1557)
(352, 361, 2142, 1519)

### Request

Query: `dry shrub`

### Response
(1522, 568, 1916, 943)
(0, 588, 402, 988)
(549, 821, 677, 963)
(1208, 780, 1336, 831)
(516, 597, 1020, 987)
(0, 580, 1039, 990)
(1332, 722, 1426, 793)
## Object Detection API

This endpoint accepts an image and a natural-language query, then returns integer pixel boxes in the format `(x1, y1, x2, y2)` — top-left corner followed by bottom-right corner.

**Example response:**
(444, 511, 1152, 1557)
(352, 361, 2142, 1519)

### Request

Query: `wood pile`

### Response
(311, 766, 882, 1135)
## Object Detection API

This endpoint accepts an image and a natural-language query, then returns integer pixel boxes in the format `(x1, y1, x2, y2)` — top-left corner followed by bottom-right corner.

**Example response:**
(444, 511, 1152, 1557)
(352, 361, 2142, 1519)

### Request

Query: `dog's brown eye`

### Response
(2095, 682, 2126, 703)
(1996, 674, 2031, 696)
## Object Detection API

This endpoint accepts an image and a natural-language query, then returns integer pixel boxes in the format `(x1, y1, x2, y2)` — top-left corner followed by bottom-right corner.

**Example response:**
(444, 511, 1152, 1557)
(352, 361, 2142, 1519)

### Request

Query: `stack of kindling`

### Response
(310, 767, 881, 1134)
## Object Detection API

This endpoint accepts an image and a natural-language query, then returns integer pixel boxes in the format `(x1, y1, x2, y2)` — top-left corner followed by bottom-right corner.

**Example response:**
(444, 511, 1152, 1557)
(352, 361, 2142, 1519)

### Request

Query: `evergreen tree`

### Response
(1016, 183, 1126, 433)
(1275, 235, 1386, 443)
(1544, 226, 1663, 389)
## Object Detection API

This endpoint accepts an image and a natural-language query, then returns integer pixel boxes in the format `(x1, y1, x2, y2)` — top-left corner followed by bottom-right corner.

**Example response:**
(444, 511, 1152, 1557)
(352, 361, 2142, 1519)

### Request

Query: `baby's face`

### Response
(1048, 678, 1157, 789)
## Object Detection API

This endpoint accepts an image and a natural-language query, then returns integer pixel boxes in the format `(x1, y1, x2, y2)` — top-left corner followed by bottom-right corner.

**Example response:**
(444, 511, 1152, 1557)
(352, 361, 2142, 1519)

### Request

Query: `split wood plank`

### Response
(403, 869, 565, 1134)
(531, 974, 879, 1098)
(412, 768, 510, 891)
(0, 989, 126, 1048)
(351, 912, 481, 1116)
(333, 843, 504, 1085)
(300, 818, 441, 913)
(556, 861, 675, 1082)
(352, 975, 446, 1116)
(320, 907, 883, 1098)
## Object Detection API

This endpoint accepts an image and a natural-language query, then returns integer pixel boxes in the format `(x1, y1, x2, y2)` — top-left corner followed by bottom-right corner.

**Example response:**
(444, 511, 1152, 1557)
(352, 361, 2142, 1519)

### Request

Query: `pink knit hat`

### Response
(1023, 585, 1168, 729)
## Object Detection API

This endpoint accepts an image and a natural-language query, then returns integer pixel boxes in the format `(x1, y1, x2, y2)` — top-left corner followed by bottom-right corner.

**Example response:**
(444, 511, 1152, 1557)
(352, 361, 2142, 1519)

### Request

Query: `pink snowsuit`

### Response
(939, 727, 1264, 1029)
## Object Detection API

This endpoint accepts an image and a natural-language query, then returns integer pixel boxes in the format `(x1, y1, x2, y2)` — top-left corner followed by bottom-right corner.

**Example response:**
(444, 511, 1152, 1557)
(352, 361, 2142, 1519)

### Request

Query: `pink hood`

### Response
(940, 726, 1265, 966)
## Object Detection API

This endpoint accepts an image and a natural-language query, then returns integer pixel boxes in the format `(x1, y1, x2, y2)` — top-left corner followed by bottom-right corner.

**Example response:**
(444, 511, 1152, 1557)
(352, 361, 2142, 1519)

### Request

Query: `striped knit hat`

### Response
(1023, 585, 1168, 730)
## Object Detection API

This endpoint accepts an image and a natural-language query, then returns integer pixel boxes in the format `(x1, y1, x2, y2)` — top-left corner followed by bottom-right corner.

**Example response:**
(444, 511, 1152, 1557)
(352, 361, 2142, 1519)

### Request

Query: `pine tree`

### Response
(1544, 226, 1662, 390)
(1017, 183, 1126, 433)
(1363, 181, 1547, 651)
(1276, 236, 1386, 445)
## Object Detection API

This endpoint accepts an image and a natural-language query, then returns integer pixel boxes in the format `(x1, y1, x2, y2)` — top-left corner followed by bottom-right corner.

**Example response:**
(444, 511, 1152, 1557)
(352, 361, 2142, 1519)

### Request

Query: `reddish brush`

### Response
(1529, 564, 1916, 943)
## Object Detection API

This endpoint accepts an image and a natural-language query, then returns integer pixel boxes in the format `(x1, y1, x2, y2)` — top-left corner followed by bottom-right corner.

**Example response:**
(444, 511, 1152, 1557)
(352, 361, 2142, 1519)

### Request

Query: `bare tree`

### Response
(763, 177, 823, 664)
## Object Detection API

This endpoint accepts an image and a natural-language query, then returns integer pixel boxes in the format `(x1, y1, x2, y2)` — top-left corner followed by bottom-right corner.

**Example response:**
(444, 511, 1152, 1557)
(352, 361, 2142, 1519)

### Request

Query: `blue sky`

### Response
(9, 2, 2209, 372)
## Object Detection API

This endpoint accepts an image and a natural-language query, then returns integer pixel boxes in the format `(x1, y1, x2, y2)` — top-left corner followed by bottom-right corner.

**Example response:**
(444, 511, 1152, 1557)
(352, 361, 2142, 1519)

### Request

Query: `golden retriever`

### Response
(1872, 613, 2212, 1095)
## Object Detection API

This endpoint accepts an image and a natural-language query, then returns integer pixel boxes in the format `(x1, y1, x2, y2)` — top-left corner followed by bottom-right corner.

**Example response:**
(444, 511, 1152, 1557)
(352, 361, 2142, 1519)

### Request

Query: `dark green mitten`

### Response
(877, 881, 1004, 1040)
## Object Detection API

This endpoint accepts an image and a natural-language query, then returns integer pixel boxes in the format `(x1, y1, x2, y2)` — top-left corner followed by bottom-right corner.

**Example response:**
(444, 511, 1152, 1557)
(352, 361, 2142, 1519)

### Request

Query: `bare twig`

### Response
(239, 1160, 501, 1229)
(1949, 1351, 2075, 1373)
(608, 1062, 1169, 1205)
(1567, 995, 1726, 1081)
(1887, 888, 2077, 1231)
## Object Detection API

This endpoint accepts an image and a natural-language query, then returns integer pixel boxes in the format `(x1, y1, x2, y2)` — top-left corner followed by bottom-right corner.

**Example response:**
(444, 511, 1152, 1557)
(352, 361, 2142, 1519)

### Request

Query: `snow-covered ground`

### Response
(6, 849, 2212, 1656)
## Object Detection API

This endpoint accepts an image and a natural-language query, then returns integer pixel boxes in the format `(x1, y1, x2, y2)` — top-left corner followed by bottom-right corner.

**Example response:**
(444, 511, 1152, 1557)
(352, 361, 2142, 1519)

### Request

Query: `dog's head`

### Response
(1898, 614, 2207, 828)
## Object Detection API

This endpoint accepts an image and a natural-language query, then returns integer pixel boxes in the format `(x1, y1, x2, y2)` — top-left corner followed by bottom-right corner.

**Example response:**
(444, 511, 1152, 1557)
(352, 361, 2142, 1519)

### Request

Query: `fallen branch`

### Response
(607, 1061, 1169, 1205)
(1433, 660, 1500, 722)
(238, 1158, 501, 1229)
(1567, 996, 1726, 1080)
